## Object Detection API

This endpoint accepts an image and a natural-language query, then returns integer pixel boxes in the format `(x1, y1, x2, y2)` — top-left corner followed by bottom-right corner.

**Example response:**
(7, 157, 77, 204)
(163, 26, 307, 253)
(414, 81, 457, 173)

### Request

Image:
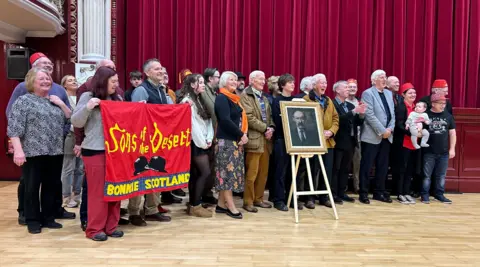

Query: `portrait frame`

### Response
(280, 101, 327, 154)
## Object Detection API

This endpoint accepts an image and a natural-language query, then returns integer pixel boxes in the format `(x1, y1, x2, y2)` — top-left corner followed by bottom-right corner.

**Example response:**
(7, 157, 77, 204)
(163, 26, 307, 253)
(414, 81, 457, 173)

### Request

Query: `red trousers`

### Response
(83, 153, 120, 238)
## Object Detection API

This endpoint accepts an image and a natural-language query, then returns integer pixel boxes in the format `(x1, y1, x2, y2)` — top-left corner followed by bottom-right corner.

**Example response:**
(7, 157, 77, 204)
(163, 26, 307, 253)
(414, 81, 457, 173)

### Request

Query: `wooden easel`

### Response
(286, 153, 339, 223)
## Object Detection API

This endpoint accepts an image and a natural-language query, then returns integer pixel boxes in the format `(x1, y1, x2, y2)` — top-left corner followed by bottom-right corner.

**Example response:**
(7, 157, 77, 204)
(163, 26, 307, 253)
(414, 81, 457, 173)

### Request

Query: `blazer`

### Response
(240, 86, 275, 153)
(360, 86, 395, 144)
(332, 99, 364, 151)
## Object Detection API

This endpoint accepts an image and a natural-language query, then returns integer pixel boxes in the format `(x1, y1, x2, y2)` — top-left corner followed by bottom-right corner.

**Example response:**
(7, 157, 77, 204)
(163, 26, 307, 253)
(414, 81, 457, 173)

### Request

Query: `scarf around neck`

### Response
(219, 88, 248, 133)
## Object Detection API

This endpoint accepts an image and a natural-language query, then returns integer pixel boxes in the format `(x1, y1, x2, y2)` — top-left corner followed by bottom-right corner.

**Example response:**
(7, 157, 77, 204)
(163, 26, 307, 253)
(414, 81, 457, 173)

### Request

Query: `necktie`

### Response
(300, 130, 306, 144)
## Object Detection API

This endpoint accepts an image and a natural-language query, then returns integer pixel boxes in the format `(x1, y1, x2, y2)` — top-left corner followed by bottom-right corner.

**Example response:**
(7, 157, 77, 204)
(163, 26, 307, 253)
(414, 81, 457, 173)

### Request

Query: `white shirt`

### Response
(181, 95, 214, 149)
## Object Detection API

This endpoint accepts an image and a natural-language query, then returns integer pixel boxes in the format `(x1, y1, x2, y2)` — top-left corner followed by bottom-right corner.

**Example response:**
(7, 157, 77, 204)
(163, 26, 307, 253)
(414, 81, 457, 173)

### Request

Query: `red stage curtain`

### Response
(120, 0, 480, 107)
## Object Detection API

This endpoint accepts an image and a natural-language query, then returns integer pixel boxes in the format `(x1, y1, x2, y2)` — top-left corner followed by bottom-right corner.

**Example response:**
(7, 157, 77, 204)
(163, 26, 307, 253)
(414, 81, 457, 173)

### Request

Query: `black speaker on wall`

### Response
(6, 48, 30, 80)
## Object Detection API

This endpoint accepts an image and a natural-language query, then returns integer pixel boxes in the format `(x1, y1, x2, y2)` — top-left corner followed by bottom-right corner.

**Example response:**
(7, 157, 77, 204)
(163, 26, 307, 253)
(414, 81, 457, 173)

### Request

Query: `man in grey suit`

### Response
(358, 70, 395, 204)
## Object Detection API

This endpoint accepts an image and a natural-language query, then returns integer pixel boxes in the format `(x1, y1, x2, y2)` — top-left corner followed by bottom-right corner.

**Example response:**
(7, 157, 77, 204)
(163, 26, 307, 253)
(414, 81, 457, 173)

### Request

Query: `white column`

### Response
(77, 0, 111, 62)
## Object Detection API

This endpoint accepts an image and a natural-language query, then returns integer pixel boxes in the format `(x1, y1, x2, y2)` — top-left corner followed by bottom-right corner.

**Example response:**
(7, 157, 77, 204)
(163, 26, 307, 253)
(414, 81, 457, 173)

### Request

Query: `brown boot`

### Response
(191, 205, 212, 218)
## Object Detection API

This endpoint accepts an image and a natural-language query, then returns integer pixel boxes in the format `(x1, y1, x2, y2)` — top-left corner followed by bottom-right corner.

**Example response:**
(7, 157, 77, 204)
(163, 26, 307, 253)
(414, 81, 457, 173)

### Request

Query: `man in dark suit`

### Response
(290, 110, 321, 146)
(332, 81, 367, 204)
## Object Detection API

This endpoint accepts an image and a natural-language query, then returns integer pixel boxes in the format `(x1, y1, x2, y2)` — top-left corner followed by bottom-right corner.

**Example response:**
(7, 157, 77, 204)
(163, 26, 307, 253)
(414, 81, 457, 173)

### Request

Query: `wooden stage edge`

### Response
(0, 181, 479, 267)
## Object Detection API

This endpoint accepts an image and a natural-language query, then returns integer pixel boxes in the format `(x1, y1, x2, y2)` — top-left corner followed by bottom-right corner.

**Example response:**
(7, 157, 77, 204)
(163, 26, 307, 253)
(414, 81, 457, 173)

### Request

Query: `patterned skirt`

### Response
(214, 139, 245, 192)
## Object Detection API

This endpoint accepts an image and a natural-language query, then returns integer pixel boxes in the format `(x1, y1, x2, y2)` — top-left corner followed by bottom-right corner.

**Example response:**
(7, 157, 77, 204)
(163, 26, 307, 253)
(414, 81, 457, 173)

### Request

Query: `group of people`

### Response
(6, 51, 456, 241)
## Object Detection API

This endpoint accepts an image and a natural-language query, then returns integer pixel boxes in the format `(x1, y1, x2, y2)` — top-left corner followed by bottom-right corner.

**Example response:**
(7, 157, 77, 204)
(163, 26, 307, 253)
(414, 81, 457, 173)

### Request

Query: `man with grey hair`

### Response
(295, 76, 313, 98)
(386, 76, 402, 108)
(6, 52, 75, 226)
(240, 70, 275, 212)
(332, 80, 366, 204)
(129, 58, 174, 225)
(358, 69, 395, 204)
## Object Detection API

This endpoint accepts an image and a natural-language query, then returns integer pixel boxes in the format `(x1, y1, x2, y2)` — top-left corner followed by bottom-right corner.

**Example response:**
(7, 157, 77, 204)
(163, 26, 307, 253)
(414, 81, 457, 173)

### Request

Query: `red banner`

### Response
(100, 101, 191, 201)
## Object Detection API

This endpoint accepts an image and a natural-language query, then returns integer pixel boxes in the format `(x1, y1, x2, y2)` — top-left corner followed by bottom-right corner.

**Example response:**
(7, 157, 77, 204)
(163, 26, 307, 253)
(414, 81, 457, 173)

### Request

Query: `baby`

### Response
(406, 102, 431, 149)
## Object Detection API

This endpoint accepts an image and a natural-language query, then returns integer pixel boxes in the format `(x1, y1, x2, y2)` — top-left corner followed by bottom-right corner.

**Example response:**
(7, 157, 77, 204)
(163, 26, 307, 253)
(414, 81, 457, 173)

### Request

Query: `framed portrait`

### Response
(280, 101, 327, 154)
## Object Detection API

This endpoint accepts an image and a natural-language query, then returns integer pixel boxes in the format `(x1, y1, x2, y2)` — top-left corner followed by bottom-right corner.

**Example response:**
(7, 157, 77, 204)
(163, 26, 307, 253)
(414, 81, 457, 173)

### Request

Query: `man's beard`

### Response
(237, 84, 245, 91)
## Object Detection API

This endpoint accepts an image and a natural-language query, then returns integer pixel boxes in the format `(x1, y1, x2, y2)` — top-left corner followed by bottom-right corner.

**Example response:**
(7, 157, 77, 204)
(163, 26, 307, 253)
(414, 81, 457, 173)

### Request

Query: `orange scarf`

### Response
(219, 88, 248, 133)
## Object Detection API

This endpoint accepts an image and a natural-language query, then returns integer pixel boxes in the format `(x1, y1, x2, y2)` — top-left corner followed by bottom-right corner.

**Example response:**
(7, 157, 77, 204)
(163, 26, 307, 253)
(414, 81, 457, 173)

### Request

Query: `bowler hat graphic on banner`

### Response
(147, 156, 167, 173)
(133, 156, 150, 176)
(133, 155, 168, 176)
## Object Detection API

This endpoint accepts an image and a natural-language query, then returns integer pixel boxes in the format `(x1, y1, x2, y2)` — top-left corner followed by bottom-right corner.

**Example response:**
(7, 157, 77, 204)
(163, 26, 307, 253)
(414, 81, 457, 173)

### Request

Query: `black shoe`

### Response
(333, 196, 344, 205)
(319, 200, 332, 208)
(304, 201, 315, 209)
(359, 196, 370, 204)
(226, 209, 243, 219)
(289, 202, 303, 210)
(341, 195, 355, 203)
(434, 195, 452, 204)
(129, 215, 147, 226)
(202, 196, 218, 205)
(55, 208, 76, 219)
(161, 194, 182, 204)
(81, 221, 87, 231)
(18, 215, 26, 226)
(43, 221, 63, 229)
(172, 189, 186, 197)
(145, 213, 171, 222)
(91, 232, 108, 241)
(118, 218, 129, 225)
(274, 202, 288, 211)
(120, 208, 128, 216)
(215, 206, 228, 214)
(373, 195, 393, 203)
(27, 223, 42, 234)
(108, 229, 124, 238)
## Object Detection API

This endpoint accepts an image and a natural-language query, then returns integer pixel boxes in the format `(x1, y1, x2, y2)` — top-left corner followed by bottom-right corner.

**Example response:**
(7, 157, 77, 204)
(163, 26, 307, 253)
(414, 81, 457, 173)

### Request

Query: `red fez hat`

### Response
(347, 78, 357, 84)
(399, 82, 414, 95)
(431, 93, 448, 102)
(29, 52, 47, 65)
(178, 69, 192, 84)
(432, 79, 448, 88)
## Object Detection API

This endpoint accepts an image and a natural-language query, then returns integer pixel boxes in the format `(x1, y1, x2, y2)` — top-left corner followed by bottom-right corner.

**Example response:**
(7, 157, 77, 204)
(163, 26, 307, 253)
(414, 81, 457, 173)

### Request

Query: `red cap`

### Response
(399, 82, 414, 95)
(431, 93, 448, 102)
(347, 78, 357, 84)
(432, 79, 448, 88)
(29, 52, 47, 65)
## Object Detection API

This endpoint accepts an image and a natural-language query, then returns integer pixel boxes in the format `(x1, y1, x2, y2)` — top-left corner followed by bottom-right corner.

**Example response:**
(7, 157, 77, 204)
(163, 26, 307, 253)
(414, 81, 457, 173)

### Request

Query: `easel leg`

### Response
(287, 155, 301, 208)
(318, 156, 339, 220)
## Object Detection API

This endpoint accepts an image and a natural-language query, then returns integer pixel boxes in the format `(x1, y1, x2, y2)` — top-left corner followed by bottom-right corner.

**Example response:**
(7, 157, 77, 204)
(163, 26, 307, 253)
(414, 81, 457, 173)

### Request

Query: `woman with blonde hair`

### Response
(214, 71, 248, 219)
(60, 75, 84, 208)
(8, 68, 71, 234)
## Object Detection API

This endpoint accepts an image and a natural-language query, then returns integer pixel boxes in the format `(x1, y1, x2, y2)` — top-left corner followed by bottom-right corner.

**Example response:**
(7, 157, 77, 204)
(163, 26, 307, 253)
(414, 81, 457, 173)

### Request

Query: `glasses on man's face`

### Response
(434, 102, 447, 106)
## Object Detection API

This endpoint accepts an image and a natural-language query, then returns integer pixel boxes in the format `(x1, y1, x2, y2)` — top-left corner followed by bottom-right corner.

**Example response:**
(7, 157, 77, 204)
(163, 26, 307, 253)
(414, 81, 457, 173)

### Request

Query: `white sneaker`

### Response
(67, 199, 78, 208)
(397, 195, 409, 204)
(404, 195, 416, 204)
(72, 194, 81, 205)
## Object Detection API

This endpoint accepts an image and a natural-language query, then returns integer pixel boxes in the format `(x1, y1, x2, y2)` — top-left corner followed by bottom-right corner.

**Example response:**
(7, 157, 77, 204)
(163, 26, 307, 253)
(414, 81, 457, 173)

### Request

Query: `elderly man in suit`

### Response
(358, 70, 395, 204)
(240, 70, 275, 213)
(332, 81, 366, 204)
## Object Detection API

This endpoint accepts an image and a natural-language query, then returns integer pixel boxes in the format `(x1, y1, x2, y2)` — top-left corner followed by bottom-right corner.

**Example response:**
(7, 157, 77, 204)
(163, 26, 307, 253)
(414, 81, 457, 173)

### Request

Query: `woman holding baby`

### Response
(392, 83, 426, 205)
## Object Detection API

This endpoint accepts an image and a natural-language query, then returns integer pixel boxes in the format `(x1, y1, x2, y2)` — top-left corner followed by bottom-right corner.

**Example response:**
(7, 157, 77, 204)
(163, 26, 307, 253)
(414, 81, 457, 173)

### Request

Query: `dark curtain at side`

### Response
(122, 0, 480, 107)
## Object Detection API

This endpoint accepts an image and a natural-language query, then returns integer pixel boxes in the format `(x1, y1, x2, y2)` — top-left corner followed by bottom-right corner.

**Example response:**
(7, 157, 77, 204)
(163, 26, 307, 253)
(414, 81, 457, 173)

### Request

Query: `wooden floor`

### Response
(0, 181, 479, 267)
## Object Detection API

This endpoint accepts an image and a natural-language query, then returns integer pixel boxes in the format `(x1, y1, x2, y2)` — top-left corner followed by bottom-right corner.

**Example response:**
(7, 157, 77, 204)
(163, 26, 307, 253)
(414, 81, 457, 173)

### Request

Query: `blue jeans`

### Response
(421, 153, 449, 198)
(61, 155, 85, 196)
